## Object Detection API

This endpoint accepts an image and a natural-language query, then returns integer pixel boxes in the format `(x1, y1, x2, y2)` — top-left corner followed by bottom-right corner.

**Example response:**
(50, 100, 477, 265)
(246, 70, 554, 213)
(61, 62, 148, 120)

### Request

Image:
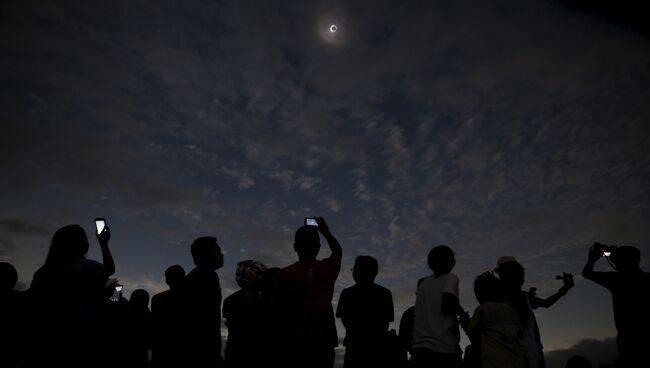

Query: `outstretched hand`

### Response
(558, 273, 574, 295)
(561, 273, 574, 289)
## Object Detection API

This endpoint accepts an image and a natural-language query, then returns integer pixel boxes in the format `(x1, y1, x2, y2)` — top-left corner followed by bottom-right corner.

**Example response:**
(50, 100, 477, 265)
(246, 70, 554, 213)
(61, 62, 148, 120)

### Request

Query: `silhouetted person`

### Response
(565, 355, 592, 368)
(97, 279, 129, 368)
(223, 260, 267, 368)
(184, 236, 225, 367)
(582, 243, 650, 367)
(28, 224, 115, 368)
(259, 267, 282, 366)
(411, 245, 465, 368)
(126, 288, 153, 367)
(463, 272, 525, 368)
(495, 256, 574, 368)
(0, 262, 26, 368)
(336, 255, 394, 368)
(277, 217, 342, 368)
(398, 277, 426, 368)
(151, 264, 186, 368)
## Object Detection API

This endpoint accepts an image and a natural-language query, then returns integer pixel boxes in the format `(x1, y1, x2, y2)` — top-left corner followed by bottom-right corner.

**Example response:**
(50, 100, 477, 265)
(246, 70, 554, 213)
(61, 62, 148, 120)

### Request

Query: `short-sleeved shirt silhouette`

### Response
(412, 273, 462, 354)
(278, 253, 341, 348)
(336, 283, 394, 347)
(466, 302, 526, 368)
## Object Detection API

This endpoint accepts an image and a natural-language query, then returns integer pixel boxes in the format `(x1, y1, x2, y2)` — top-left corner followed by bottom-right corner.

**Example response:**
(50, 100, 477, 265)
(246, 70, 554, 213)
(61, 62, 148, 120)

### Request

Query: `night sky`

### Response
(1, 1, 649, 366)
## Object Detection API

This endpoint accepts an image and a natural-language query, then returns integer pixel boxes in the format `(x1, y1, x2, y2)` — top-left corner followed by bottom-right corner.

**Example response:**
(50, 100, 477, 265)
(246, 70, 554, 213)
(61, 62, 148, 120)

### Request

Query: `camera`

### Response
(593, 242, 617, 257)
(304, 218, 318, 227)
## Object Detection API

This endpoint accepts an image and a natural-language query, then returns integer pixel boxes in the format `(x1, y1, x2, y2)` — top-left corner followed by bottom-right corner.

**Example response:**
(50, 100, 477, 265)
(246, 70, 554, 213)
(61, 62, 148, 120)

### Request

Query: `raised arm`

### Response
(531, 278, 574, 308)
(97, 226, 115, 276)
(316, 217, 342, 257)
(581, 242, 614, 290)
(582, 242, 603, 281)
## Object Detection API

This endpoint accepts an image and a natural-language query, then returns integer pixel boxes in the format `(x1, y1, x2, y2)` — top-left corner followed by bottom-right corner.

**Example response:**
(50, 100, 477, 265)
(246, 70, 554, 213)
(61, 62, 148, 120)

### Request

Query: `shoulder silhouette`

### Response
(582, 243, 650, 367)
(184, 236, 225, 367)
(277, 216, 342, 368)
(336, 255, 395, 368)
(151, 264, 187, 368)
(1, 262, 27, 368)
(223, 260, 267, 368)
(27, 224, 115, 368)
(411, 245, 464, 368)
(495, 255, 573, 368)
(463, 271, 525, 368)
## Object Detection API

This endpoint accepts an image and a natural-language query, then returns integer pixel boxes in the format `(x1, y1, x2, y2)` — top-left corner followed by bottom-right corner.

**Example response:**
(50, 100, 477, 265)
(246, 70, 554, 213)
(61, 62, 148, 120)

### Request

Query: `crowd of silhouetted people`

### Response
(1, 217, 648, 368)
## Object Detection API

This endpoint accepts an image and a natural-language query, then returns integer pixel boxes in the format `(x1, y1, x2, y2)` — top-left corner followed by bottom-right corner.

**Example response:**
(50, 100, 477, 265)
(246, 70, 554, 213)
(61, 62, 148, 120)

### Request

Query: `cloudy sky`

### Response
(1, 0, 649, 366)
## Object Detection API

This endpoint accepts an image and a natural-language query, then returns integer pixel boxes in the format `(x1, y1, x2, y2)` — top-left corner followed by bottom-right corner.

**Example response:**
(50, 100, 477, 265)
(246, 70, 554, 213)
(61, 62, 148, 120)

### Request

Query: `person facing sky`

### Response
(582, 243, 650, 367)
(276, 216, 342, 368)
(28, 224, 115, 368)
(151, 264, 187, 368)
(463, 271, 526, 368)
(411, 245, 465, 368)
(336, 255, 394, 368)
(223, 259, 267, 368)
(184, 236, 225, 367)
(495, 256, 574, 368)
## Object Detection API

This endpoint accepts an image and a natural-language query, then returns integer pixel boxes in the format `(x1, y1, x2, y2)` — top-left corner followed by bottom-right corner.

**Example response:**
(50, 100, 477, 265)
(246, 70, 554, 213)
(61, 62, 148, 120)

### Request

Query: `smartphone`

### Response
(304, 218, 318, 227)
(110, 285, 123, 302)
(94, 218, 106, 235)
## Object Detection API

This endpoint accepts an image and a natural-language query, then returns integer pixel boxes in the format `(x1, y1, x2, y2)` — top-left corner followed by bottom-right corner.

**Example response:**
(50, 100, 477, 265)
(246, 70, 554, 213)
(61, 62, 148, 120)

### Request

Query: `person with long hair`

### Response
(28, 224, 115, 368)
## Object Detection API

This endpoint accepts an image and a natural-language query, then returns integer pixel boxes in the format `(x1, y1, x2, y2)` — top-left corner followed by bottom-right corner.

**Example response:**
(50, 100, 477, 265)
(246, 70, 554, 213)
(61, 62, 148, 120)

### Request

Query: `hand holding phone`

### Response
(110, 285, 123, 302)
(95, 218, 106, 235)
(94, 218, 111, 245)
(305, 218, 318, 227)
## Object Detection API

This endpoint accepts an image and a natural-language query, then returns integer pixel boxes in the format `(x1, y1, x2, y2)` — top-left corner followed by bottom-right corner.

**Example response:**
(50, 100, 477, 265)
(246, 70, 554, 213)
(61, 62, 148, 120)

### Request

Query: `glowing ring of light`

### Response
(329, 24, 338, 33)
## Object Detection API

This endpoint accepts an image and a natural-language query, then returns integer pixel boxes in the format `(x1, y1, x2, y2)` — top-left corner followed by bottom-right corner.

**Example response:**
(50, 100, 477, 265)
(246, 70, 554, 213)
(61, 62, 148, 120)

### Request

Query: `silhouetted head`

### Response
(0, 262, 18, 291)
(474, 271, 504, 304)
(190, 236, 224, 270)
(130, 289, 150, 309)
(611, 246, 641, 272)
(164, 264, 186, 289)
(45, 225, 90, 268)
(352, 255, 379, 285)
(294, 225, 320, 261)
(495, 256, 525, 291)
(427, 245, 456, 276)
(235, 260, 267, 290)
(565, 355, 592, 368)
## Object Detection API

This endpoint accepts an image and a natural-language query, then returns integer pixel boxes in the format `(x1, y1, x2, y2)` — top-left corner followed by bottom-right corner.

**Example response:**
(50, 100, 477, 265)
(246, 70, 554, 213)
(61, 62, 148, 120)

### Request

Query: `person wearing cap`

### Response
(276, 217, 342, 368)
(494, 256, 574, 368)
(223, 260, 268, 368)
